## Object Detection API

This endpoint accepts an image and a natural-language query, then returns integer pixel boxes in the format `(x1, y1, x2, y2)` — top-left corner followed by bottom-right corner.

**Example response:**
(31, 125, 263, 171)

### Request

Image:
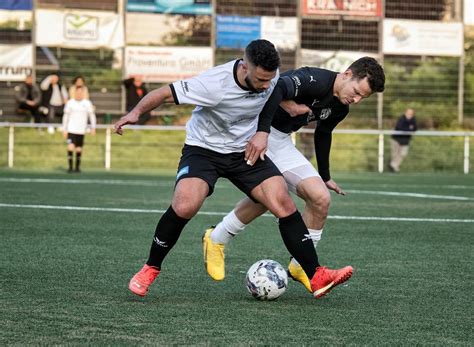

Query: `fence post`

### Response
(378, 132, 384, 173)
(105, 127, 111, 170)
(8, 125, 14, 168)
(464, 135, 469, 174)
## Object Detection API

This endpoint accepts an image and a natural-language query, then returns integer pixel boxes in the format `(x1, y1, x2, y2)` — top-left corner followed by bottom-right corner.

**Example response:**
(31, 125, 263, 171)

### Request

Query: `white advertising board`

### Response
(383, 19, 463, 57)
(36, 9, 124, 49)
(125, 46, 213, 82)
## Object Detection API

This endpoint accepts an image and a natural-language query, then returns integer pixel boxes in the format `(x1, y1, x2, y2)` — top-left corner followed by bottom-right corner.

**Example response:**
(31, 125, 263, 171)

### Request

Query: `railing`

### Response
(1, 122, 472, 174)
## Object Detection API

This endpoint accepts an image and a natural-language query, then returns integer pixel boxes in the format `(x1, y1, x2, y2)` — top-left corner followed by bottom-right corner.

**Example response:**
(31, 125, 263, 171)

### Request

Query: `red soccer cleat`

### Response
(311, 265, 353, 299)
(128, 264, 160, 297)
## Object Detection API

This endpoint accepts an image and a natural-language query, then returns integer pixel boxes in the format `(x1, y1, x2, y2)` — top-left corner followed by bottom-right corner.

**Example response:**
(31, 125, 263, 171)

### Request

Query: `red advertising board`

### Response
(303, 0, 382, 17)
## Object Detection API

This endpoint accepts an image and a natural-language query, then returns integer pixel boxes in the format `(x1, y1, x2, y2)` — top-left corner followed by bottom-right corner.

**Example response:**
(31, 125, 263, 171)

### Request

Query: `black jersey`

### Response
(256, 67, 350, 181)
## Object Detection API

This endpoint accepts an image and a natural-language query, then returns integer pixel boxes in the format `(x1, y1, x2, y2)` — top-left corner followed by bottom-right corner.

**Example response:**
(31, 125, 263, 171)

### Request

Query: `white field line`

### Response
(1, 178, 473, 201)
(0, 203, 473, 223)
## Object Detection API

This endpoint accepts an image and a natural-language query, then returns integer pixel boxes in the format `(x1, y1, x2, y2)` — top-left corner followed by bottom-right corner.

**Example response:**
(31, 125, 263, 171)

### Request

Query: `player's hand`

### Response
(63, 131, 67, 140)
(114, 112, 140, 135)
(280, 100, 312, 118)
(245, 131, 269, 166)
(325, 179, 346, 195)
(91, 128, 96, 136)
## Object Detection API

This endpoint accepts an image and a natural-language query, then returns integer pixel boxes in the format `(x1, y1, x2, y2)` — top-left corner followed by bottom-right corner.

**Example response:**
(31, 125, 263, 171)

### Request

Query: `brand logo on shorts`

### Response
(176, 165, 189, 180)
(320, 108, 332, 120)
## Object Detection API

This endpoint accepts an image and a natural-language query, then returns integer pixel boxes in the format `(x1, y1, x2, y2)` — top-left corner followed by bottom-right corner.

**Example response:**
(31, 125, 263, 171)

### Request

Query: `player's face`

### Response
(337, 73, 373, 105)
(244, 63, 276, 93)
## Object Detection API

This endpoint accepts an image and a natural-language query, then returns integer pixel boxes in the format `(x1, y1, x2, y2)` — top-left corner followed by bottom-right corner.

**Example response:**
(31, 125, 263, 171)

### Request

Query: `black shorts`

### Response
(176, 144, 282, 201)
(67, 133, 85, 147)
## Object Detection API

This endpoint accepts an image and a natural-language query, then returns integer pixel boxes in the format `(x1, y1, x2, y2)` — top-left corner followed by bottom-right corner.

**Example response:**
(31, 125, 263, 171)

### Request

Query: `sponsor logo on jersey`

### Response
(291, 75, 301, 96)
(180, 81, 189, 94)
(320, 108, 332, 120)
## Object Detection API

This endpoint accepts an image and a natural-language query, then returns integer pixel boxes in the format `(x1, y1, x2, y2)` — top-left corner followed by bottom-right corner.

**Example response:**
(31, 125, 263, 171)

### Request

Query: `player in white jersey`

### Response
(62, 86, 96, 173)
(114, 39, 351, 299)
(204, 57, 385, 293)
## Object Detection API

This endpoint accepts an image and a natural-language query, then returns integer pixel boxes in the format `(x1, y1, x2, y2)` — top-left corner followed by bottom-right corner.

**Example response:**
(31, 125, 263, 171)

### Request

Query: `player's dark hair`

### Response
(245, 39, 280, 72)
(348, 57, 385, 93)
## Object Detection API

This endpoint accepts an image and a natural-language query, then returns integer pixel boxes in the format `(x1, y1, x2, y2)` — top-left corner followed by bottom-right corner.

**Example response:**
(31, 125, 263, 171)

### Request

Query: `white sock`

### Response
(291, 228, 323, 266)
(210, 209, 246, 244)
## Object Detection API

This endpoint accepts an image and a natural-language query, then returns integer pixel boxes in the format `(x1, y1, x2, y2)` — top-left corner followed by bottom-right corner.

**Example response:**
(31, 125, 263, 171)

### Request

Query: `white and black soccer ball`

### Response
(245, 259, 288, 301)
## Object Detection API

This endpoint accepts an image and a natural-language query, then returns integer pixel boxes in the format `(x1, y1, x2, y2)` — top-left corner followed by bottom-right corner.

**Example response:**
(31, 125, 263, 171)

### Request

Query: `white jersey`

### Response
(62, 99, 96, 135)
(170, 59, 279, 153)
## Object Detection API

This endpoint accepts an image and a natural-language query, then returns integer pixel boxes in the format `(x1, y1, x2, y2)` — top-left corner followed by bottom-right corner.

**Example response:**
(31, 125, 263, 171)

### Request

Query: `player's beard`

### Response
(245, 76, 264, 93)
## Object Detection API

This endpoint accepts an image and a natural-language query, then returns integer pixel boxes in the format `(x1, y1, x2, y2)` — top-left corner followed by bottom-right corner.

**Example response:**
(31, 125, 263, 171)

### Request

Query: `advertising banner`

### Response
(303, 0, 382, 17)
(0, 0, 32, 10)
(126, 13, 210, 45)
(125, 46, 213, 82)
(36, 9, 124, 49)
(261, 16, 298, 51)
(216, 15, 261, 49)
(127, 0, 211, 15)
(301, 49, 377, 71)
(0, 44, 32, 81)
(0, 9, 31, 30)
(383, 19, 463, 57)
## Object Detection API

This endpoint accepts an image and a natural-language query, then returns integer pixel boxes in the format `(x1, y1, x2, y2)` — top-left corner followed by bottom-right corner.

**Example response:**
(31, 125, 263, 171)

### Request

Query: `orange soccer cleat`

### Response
(311, 265, 353, 299)
(128, 264, 160, 297)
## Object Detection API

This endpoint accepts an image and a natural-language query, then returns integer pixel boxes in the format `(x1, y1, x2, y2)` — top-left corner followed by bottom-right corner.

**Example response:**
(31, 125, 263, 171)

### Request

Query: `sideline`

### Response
(0, 203, 473, 223)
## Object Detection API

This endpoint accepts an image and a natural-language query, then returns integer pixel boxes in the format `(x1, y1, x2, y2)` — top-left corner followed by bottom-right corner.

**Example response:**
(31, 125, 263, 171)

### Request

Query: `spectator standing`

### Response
(123, 75, 150, 125)
(40, 73, 68, 132)
(62, 86, 96, 173)
(15, 74, 43, 123)
(69, 76, 90, 100)
(390, 108, 417, 172)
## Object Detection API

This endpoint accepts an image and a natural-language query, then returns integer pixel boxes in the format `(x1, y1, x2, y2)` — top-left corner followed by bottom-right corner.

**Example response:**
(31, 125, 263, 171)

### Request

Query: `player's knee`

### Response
(269, 192, 297, 217)
(172, 201, 199, 219)
(308, 190, 331, 215)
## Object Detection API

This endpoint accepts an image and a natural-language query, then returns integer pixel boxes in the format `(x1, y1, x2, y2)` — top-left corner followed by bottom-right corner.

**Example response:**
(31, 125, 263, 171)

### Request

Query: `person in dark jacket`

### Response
(390, 108, 417, 172)
(15, 74, 43, 123)
(123, 76, 150, 125)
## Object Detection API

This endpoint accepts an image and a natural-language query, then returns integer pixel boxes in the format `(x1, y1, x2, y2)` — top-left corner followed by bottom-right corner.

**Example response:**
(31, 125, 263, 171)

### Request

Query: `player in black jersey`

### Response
(204, 57, 385, 293)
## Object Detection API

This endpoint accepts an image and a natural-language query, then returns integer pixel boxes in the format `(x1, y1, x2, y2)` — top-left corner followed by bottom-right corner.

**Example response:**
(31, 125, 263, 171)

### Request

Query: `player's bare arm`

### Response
(114, 86, 174, 135)
(280, 100, 312, 117)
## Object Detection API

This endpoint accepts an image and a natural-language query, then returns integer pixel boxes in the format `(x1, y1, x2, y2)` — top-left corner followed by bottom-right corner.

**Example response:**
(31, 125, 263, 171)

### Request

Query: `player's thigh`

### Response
(172, 177, 209, 218)
(251, 175, 296, 218)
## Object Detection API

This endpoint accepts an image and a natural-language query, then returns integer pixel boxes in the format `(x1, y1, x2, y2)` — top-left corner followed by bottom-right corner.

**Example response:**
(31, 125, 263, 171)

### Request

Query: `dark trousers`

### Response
(18, 102, 43, 123)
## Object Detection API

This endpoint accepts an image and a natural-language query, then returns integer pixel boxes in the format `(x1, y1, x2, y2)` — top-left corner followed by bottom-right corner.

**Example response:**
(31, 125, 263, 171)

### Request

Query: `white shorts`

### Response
(266, 127, 320, 193)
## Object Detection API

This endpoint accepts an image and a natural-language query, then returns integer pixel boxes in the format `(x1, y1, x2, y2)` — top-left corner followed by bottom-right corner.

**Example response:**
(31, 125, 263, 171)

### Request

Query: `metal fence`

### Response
(1, 122, 472, 174)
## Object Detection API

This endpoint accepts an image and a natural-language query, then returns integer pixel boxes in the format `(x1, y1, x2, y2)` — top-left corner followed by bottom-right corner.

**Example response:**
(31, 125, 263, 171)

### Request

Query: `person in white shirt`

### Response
(114, 39, 352, 300)
(62, 86, 96, 173)
(40, 74, 69, 128)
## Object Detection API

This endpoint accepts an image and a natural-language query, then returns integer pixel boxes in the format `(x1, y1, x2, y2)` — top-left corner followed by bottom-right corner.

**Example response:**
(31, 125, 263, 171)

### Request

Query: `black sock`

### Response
(279, 211, 319, 280)
(75, 152, 81, 170)
(146, 206, 190, 268)
(67, 151, 73, 170)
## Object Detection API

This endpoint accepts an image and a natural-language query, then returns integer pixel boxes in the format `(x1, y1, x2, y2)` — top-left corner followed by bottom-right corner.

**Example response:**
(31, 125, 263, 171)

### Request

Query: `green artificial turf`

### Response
(1, 170, 473, 345)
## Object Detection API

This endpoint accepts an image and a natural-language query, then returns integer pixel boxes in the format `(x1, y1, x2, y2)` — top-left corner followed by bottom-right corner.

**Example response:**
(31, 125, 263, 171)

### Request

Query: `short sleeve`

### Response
(170, 70, 224, 107)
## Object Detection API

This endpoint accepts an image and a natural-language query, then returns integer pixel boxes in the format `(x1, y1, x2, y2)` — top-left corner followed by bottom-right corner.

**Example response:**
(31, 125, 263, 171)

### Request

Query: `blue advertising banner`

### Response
(0, 0, 32, 10)
(216, 15, 261, 49)
(127, 0, 211, 15)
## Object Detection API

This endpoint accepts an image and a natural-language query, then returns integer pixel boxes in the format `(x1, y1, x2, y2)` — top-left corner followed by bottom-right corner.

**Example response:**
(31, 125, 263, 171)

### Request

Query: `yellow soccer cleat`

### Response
(202, 227, 225, 281)
(288, 260, 312, 293)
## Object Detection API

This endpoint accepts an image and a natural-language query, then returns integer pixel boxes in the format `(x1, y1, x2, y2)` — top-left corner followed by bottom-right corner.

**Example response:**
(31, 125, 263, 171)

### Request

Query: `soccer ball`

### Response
(245, 259, 288, 301)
